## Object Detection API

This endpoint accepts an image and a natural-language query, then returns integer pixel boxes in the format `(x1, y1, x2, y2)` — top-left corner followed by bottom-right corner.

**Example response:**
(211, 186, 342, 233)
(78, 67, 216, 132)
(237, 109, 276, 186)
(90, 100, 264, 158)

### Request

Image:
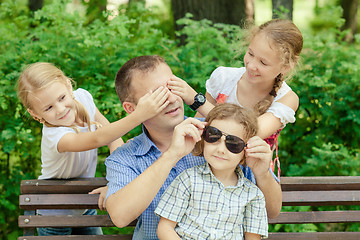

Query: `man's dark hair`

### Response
(115, 55, 167, 103)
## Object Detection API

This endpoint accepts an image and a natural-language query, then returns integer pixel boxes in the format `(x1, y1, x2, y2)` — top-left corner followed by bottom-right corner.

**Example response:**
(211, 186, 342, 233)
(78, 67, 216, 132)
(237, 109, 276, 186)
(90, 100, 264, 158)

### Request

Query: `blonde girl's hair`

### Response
(17, 62, 100, 132)
(192, 103, 258, 165)
(245, 19, 303, 115)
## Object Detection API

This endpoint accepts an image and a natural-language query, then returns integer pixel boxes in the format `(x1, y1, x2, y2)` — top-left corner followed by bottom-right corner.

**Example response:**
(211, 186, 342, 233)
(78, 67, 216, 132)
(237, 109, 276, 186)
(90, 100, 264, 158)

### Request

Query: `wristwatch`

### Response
(189, 93, 206, 111)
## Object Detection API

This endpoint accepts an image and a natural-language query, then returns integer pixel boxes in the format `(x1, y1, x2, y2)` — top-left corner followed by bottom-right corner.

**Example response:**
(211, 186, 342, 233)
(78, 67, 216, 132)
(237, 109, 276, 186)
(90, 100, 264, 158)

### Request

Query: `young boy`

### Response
(155, 104, 269, 240)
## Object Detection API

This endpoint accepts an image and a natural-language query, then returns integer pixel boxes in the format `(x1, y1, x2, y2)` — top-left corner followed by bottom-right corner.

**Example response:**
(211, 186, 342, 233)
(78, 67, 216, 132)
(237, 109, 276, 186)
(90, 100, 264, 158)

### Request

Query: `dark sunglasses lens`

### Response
(225, 135, 246, 154)
(203, 126, 222, 143)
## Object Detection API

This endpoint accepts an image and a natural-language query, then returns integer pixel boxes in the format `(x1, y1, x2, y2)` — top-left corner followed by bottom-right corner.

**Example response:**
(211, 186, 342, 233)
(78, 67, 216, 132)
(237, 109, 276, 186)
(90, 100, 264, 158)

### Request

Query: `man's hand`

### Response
(166, 118, 206, 161)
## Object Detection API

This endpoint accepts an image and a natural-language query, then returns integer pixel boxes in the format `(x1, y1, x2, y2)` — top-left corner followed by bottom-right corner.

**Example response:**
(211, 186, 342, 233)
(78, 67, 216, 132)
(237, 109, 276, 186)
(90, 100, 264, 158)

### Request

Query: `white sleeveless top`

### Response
(206, 66, 296, 126)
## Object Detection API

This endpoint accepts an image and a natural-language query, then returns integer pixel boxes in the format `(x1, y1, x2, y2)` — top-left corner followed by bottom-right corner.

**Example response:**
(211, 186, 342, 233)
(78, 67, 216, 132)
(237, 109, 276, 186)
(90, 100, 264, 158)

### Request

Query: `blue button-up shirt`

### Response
(105, 126, 271, 240)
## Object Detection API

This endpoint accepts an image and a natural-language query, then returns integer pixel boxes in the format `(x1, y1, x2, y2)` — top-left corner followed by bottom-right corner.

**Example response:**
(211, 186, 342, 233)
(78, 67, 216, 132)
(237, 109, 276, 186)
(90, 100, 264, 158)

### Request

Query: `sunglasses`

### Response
(202, 126, 246, 154)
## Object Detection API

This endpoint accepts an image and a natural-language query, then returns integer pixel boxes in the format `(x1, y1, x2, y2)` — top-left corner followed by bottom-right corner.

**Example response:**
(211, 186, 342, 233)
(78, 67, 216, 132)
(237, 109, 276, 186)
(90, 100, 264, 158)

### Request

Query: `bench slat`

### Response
(268, 232, 360, 240)
(19, 194, 99, 210)
(20, 178, 107, 194)
(280, 176, 360, 191)
(18, 215, 137, 228)
(19, 215, 115, 228)
(268, 210, 360, 224)
(19, 210, 360, 228)
(18, 235, 132, 240)
(282, 190, 360, 206)
(20, 176, 360, 194)
(20, 190, 360, 210)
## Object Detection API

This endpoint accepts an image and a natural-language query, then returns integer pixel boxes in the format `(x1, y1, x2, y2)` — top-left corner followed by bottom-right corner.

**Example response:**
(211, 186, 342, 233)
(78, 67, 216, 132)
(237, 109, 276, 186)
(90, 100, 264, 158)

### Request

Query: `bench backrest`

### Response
(18, 176, 360, 240)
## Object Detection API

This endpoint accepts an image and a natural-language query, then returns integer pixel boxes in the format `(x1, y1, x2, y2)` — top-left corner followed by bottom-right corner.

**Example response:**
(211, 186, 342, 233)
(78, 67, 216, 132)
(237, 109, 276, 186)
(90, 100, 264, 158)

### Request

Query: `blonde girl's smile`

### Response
(28, 81, 77, 127)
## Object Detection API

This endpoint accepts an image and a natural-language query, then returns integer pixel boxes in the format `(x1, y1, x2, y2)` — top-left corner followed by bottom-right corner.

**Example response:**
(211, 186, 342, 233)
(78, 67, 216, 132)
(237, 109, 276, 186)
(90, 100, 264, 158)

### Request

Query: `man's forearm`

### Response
(255, 171, 282, 218)
(106, 151, 178, 227)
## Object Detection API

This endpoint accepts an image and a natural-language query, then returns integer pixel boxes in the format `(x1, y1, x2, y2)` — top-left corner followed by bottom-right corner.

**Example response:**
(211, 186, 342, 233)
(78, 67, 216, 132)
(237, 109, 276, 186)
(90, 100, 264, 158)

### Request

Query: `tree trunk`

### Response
(28, 0, 44, 11)
(272, 0, 293, 20)
(128, 0, 146, 8)
(171, 0, 253, 29)
(340, 0, 358, 41)
(82, 0, 107, 24)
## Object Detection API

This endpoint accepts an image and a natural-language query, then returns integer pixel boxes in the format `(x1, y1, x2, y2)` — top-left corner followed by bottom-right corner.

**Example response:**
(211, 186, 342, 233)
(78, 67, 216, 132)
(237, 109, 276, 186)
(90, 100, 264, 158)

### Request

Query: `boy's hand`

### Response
(89, 186, 108, 211)
(135, 86, 170, 120)
(245, 136, 273, 178)
(168, 75, 197, 105)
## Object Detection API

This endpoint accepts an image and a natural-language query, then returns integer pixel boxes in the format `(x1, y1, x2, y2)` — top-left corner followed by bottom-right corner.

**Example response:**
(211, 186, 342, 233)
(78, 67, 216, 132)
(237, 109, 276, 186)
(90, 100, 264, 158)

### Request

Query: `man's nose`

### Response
(167, 91, 177, 103)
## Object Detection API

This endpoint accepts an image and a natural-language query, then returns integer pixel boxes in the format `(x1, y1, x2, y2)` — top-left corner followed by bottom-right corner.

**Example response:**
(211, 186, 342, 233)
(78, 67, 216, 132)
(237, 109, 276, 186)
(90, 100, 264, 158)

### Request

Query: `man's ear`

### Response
(123, 101, 136, 114)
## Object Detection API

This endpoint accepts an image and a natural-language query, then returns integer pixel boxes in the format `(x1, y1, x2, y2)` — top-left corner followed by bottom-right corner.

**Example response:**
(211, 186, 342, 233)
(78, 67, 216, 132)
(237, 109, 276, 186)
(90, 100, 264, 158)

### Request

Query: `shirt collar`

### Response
(133, 125, 160, 156)
(200, 162, 245, 187)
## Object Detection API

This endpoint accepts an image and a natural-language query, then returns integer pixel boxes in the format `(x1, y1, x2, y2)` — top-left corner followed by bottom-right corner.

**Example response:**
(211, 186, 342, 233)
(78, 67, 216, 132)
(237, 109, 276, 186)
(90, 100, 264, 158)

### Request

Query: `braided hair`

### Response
(249, 19, 303, 115)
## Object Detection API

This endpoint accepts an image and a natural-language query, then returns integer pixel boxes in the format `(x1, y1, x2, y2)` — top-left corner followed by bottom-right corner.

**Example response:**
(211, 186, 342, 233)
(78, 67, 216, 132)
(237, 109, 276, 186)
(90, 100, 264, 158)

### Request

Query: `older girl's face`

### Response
(28, 81, 77, 127)
(243, 32, 288, 87)
(203, 119, 246, 176)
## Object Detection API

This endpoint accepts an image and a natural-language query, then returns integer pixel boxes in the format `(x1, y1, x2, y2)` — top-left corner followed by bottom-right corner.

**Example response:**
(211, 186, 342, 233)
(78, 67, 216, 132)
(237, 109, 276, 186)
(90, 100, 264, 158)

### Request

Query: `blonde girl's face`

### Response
(28, 81, 77, 127)
(203, 119, 246, 176)
(243, 32, 288, 86)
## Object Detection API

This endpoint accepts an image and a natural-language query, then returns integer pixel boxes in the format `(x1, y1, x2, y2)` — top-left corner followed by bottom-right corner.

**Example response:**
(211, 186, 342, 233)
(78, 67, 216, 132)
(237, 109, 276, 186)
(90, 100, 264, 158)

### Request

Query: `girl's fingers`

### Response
(153, 87, 169, 102)
(157, 100, 170, 112)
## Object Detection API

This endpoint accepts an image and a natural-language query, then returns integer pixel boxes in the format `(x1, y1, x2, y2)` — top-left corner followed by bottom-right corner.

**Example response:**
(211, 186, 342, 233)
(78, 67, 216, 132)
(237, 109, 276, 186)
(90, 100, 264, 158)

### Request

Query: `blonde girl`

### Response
(17, 62, 170, 236)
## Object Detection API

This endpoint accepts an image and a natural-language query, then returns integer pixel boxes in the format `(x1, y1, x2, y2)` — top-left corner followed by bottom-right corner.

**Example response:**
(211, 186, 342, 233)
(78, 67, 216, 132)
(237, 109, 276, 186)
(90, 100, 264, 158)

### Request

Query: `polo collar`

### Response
(133, 125, 160, 156)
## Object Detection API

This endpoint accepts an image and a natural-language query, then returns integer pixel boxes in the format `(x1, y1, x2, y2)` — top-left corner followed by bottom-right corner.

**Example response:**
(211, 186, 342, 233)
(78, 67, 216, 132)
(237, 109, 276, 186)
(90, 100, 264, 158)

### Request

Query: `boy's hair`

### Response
(17, 62, 97, 132)
(247, 19, 303, 115)
(115, 55, 167, 104)
(192, 103, 258, 164)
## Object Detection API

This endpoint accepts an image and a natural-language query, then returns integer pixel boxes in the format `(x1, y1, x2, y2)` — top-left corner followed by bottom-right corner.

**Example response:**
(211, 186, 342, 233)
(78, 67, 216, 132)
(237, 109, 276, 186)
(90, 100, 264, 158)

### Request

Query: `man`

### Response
(106, 55, 281, 239)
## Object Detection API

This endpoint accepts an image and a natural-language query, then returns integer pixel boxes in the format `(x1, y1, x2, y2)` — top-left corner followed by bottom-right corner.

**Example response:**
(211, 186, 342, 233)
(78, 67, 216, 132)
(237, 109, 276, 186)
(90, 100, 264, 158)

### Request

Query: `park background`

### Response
(1, 0, 360, 238)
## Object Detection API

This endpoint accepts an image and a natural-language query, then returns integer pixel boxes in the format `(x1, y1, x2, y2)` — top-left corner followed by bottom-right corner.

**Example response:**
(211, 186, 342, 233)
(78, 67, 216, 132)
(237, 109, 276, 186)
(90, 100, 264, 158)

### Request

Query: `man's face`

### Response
(130, 62, 184, 133)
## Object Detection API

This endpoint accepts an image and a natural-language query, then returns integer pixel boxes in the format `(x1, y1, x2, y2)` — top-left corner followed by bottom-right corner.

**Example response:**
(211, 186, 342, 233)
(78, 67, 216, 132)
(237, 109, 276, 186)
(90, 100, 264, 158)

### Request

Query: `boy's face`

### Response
(130, 62, 184, 133)
(203, 119, 245, 177)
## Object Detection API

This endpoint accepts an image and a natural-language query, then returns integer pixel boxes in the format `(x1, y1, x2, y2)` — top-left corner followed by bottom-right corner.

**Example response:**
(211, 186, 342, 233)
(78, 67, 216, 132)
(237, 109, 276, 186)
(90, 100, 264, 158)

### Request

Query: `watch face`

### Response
(197, 94, 206, 103)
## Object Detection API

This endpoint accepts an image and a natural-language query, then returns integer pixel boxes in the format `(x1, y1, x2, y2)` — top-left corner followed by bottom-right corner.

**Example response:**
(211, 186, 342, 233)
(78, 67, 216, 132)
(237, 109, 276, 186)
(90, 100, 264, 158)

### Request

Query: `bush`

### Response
(1, 0, 360, 237)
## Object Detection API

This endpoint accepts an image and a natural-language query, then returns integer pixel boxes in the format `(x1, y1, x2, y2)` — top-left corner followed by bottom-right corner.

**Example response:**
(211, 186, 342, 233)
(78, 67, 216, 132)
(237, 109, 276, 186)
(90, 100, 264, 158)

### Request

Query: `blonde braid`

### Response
(253, 73, 284, 116)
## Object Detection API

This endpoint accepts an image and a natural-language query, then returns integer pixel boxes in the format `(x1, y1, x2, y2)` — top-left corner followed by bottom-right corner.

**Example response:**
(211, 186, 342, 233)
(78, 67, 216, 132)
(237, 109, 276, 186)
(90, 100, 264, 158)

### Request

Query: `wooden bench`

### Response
(18, 176, 360, 239)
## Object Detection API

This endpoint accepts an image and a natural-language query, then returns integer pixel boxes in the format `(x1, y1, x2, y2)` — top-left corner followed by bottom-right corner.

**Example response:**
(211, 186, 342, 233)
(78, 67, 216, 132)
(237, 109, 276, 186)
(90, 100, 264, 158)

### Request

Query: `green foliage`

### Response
(310, 4, 345, 33)
(1, 0, 360, 237)
(0, 167, 34, 239)
(280, 25, 360, 176)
